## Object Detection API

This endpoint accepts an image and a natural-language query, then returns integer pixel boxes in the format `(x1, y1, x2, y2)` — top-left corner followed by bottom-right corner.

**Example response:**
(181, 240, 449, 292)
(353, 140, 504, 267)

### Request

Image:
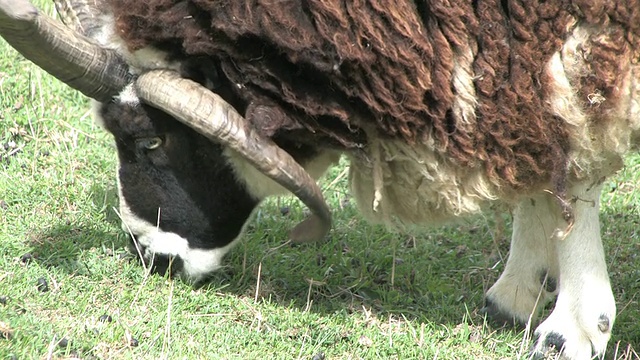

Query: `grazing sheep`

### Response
(1, 0, 639, 358)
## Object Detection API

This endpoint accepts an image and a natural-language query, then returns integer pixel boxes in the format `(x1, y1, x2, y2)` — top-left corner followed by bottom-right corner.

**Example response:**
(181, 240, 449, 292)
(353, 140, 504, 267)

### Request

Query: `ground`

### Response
(0, 2, 639, 359)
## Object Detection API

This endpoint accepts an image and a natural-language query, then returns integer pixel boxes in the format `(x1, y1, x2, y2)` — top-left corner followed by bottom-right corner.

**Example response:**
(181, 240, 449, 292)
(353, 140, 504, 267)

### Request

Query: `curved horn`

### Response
(0, 0, 131, 102)
(135, 70, 332, 243)
(54, 0, 106, 39)
(1, 0, 331, 242)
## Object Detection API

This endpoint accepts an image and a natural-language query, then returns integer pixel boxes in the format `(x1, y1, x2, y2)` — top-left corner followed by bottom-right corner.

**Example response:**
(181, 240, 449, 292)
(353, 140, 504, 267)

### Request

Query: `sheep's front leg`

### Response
(530, 181, 615, 359)
(483, 192, 560, 326)
(485, 181, 615, 359)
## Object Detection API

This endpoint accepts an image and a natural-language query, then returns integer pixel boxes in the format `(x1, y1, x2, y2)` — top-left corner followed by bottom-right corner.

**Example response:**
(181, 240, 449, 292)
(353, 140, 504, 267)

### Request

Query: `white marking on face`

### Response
(116, 177, 248, 282)
(91, 86, 140, 129)
(115, 84, 140, 107)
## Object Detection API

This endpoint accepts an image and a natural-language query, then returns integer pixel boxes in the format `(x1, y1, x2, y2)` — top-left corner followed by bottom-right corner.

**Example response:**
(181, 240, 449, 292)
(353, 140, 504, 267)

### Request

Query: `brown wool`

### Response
(109, 0, 640, 201)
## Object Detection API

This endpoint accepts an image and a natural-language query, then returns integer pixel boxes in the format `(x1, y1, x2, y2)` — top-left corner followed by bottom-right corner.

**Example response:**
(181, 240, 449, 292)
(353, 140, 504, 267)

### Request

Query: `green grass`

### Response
(1, 2, 639, 359)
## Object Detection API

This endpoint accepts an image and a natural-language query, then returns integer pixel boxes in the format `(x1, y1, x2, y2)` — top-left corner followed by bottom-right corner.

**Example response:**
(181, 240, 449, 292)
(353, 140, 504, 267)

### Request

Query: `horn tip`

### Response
(289, 215, 331, 243)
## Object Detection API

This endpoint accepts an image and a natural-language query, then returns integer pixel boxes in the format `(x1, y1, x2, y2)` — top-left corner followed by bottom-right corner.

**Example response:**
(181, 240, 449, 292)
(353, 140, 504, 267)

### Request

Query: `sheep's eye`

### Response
(136, 136, 163, 150)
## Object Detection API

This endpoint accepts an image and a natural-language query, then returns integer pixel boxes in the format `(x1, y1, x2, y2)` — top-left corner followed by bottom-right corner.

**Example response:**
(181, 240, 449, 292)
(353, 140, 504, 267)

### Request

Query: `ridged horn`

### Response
(54, 0, 106, 39)
(135, 70, 332, 243)
(0, 0, 131, 102)
(1, 0, 331, 242)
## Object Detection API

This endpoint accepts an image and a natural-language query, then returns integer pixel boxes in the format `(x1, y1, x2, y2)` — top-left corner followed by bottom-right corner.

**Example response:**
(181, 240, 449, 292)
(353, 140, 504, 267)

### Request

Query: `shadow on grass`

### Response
(27, 184, 126, 276)
(196, 198, 639, 354)
(192, 200, 507, 329)
(27, 225, 126, 280)
(23, 187, 640, 358)
(89, 182, 122, 228)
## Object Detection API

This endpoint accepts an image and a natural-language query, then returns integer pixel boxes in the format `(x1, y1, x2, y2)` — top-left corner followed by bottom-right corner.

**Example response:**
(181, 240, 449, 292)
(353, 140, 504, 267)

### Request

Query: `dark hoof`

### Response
(542, 332, 566, 351)
(530, 332, 566, 359)
(480, 298, 524, 329)
(538, 270, 558, 293)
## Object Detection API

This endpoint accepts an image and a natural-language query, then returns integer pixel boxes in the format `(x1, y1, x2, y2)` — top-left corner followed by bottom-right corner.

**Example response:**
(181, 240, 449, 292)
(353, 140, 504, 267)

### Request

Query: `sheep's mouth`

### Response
(121, 227, 238, 285)
(127, 235, 185, 278)
(147, 253, 184, 278)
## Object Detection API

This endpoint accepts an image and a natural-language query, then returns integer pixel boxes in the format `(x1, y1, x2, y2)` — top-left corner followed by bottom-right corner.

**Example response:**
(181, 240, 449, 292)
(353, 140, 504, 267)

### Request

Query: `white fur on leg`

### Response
(485, 192, 561, 324)
(532, 182, 616, 359)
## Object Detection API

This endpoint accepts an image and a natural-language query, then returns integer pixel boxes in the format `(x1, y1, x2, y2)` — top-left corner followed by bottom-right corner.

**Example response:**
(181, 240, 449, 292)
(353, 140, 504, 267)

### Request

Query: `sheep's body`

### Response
(81, 0, 640, 358)
(106, 0, 640, 225)
(352, 42, 640, 226)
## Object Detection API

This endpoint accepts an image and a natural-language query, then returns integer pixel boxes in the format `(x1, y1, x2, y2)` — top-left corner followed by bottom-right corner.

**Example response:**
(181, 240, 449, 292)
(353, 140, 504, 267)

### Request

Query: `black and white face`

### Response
(95, 89, 261, 283)
(95, 83, 339, 283)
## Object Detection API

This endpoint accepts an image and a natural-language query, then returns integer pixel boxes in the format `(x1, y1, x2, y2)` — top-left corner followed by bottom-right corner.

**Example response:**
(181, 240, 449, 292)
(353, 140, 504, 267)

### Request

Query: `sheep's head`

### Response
(95, 76, 335, 281)
(0, 0, 333, 282)
(97, 94, 260, 281)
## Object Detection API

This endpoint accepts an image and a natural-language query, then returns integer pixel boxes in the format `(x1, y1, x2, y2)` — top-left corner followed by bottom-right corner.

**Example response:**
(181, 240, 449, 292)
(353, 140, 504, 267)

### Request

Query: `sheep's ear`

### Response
(135, 70, 332, 243)
(0, 0, 131, 102)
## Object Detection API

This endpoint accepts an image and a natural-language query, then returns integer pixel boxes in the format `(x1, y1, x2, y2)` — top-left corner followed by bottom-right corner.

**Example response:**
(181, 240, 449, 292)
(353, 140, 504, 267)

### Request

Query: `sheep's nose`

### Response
(126, 234, 184, 277)
(149, 253, 184, 277)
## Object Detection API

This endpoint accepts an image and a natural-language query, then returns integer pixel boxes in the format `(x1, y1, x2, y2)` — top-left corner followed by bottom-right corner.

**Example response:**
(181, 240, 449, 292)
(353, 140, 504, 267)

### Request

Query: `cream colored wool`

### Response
(349, 135, 499, 227)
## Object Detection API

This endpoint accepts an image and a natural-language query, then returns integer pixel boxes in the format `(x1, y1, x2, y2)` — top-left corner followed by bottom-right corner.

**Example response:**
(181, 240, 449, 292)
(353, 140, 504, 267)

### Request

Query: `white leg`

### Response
(484, 192, 560, 326)
(532, 181, 615, 359)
